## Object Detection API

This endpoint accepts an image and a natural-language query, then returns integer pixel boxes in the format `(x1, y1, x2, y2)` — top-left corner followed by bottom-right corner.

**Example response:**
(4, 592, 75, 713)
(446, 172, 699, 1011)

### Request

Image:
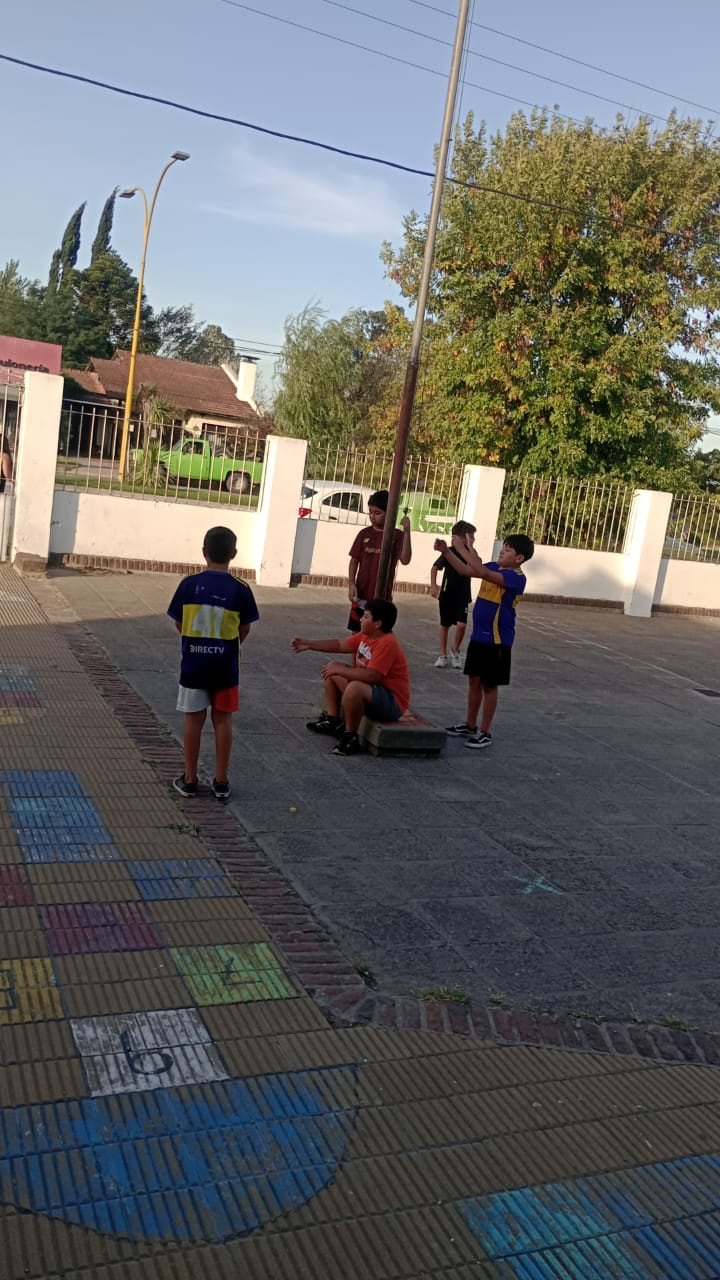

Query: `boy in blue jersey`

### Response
(168, 526, 259, 799)
(434, 533, 534, 750)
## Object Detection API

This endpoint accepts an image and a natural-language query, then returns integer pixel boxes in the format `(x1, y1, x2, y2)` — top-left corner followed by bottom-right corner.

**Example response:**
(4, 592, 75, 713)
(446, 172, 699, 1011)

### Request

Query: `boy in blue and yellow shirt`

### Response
(434, 533, 534, 750)
(168, 526, 259, 799)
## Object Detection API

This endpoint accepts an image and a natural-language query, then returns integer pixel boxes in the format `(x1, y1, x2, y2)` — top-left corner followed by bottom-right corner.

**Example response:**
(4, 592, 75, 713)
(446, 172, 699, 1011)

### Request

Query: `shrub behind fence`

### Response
(499, 473, 633, 553)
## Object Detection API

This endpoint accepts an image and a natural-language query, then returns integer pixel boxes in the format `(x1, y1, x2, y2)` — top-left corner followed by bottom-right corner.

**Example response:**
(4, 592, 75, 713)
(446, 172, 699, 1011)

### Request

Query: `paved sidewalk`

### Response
(3, 566, 720, 1278)
(47, 569, 720, 1031)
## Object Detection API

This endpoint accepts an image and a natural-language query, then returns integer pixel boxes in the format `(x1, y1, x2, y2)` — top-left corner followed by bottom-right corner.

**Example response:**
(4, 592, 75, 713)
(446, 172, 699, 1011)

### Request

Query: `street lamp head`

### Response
(119, 189, 136, 199)
(172, 151, 190, 162)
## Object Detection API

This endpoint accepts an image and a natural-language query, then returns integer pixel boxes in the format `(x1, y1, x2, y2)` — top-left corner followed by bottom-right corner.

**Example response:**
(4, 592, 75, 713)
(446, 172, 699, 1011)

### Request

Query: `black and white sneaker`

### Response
(465, 732, 492, 750)
(332, 731, 361, 756)
(306, 712, 342, 735)
(445, 722, 476, 737)
(212, 779, 231, 801)
(173, 775, 198, 797)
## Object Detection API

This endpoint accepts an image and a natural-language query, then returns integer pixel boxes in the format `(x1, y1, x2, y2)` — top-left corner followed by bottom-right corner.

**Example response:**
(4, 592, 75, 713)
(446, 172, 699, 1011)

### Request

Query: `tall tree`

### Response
(91, 189, 118, 263)
(382, 111, 720, 484)
(275, 304, 399, 449)
(0, 261, 46, 342)
(156, 306, 237, 365)
(48, 203, 86, 295)
(74, 250, 159, 359)
(191, 323, 236, 367)
(156, 304, 202, 359)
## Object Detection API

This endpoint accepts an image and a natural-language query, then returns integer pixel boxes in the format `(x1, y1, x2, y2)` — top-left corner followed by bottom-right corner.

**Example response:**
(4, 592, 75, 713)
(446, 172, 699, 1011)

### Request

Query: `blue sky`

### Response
(2, 0, 720, 426)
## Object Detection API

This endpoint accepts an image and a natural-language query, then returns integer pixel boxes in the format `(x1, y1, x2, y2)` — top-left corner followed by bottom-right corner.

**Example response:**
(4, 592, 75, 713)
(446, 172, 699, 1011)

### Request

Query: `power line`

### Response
(314, 0, 674, 124)
(0, 50, 663, 231)
(217, 0, 588, 126)
(405, 0, 720, 117)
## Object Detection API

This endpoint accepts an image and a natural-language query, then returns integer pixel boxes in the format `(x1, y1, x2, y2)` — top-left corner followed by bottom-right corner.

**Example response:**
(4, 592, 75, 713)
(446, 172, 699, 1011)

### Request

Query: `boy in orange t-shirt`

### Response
(292, 598, 410, 756)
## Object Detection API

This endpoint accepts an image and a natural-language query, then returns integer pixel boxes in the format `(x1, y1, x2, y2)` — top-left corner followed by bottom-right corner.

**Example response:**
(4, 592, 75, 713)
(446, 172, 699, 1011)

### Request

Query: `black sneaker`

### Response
(445, 722, 475, 737)
(173, 775, 198, 797)
(332, 732, 361, 756)
(212, 779, 231, 801)
(306, 713, 342, 735)
(465, 732, 492, 750)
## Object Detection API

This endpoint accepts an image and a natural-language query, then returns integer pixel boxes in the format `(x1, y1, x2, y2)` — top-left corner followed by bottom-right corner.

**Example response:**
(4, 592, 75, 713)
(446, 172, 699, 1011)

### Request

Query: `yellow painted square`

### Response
(0, 957, 63, 1024)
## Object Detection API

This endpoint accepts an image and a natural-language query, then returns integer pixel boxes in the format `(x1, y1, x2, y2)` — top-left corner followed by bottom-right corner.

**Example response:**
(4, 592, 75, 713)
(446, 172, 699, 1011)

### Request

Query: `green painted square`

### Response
(171, 943, 298, 1004)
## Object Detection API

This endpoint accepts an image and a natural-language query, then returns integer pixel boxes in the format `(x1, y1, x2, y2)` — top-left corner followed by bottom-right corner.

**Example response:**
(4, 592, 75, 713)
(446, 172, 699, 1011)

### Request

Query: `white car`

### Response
(299, 480, 374, 525)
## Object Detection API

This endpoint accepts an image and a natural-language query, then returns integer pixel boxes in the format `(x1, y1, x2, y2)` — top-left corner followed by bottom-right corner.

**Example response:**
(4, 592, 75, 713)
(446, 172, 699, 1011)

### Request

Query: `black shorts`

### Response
(439, 597, 469, 628)
(464, 641, 512, 687)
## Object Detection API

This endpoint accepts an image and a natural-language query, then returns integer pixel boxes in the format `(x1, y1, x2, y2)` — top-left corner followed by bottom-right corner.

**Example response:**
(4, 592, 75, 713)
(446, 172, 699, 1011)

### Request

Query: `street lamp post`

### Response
(117, 151, 190, 476)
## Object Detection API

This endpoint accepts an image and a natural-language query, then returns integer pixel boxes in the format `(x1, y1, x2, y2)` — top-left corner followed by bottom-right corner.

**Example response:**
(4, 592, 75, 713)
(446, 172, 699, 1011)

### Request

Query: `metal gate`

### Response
(0, 380, 22, 562)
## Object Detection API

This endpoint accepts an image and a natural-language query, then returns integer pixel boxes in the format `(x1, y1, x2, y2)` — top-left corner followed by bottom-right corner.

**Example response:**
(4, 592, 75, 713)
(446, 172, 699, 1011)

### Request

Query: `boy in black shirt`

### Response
(430, 520, 476, 669)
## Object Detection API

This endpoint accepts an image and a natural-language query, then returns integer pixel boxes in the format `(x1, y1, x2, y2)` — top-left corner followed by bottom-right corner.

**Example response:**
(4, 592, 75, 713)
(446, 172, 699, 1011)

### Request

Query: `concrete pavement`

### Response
(1, 565, 720, 1276)
(47, 568, 720, 1032)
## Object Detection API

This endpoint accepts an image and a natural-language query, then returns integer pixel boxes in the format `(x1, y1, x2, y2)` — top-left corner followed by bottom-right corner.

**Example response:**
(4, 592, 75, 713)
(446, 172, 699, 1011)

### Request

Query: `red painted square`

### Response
(0, 867, 35, 907)
(38, 901, 164, 955)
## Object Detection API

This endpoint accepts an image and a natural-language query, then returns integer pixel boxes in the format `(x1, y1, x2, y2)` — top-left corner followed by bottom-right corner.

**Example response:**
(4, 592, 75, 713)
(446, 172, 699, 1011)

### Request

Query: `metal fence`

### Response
(665, 493, 720, 563)
(499, 472, 633, 553)
(302, 445, 465, 531)
(56, 401, 264, 509)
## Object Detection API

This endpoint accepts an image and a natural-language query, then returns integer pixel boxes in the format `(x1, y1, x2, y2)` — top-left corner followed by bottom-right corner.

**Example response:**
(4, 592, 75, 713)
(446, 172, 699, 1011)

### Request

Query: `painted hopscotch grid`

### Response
(0, 668, 44, 725)
(0, 866, 35, 908)
(0, 770, 119, 864)
(38, 902, 164, 956)
(0, 957, 63, 1025)
(129, 858, 237, 901)
(172, 944, 299, 1006)
(0, 1066, 355, 1240)
(70, 1007, 229, 1096)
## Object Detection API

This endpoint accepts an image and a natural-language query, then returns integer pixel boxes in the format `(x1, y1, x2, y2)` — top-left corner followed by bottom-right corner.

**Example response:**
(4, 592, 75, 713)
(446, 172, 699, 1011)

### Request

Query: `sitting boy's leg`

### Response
(323, 672, 349, 718)
(340, 680, 374, 733)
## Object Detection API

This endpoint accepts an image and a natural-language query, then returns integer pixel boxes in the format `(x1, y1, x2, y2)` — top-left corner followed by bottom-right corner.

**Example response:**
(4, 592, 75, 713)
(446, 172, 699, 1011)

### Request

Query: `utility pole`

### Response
(375, 0, 471, 600)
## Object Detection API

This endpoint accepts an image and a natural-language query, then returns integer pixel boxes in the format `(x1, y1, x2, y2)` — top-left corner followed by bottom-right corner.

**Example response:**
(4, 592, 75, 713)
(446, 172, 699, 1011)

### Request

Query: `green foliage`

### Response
(75, 250, 158, 357)
(156, 305, 236, 366)
(382, 111, 720, 484)
(274, 303, 400, 448)
(0, 262, 46, 342)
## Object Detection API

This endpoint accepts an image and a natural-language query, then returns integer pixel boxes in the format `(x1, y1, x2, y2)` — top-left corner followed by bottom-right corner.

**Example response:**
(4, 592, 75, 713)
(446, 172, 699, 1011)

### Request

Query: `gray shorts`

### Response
(368, 685, 402, 722)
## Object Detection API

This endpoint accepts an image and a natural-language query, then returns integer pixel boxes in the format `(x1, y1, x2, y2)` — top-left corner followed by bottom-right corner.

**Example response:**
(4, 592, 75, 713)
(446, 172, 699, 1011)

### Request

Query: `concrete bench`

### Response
(359, 710, 447, 757)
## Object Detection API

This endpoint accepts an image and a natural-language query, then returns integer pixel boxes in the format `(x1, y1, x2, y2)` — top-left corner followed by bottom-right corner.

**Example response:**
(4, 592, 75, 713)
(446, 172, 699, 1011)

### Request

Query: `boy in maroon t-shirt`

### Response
(347, 489, 412, 631)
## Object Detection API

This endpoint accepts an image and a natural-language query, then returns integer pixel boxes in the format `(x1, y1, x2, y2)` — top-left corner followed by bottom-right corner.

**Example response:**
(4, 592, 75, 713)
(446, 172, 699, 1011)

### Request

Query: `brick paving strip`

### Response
(28, 577, 720, 1070)
(0, 567, 718, 1280)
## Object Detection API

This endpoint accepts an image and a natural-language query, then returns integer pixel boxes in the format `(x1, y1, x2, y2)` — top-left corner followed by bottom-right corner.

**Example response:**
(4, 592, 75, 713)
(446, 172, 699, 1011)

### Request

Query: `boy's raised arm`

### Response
(433, 540, 506, 587)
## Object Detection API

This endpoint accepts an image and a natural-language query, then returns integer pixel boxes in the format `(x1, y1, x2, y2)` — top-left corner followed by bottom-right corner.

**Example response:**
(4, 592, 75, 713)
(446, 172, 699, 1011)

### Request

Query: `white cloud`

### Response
(202, 144, 405, 240)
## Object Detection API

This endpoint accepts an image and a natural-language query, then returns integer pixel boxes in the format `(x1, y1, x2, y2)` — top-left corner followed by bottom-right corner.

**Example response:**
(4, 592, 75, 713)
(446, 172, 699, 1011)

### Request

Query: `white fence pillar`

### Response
(623, 488, 673, 617)
(253, 435, 308, 587)
(460, 464, 506, 556)
(11, 371, 64, 572)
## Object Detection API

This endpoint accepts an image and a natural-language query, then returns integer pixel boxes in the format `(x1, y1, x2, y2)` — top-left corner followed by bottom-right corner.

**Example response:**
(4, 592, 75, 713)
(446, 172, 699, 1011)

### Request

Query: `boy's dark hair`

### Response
(204, 526, 237, 564)
(451, 520, 476, 538)
(504, 533, 535, 562)
(365, 598, 398, 632)
(368, 490, 389, 511)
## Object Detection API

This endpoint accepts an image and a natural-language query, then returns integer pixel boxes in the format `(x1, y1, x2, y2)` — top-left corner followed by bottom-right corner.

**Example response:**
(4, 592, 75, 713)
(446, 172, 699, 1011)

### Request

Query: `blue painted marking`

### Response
(0, 674, 37, 693)
(0, 1067, 356, 1242)
(459, 1155, 720, 1278)
(0, 770, 85, 797)
(0, 771, 119, 863)
(129, 859, 234, 901)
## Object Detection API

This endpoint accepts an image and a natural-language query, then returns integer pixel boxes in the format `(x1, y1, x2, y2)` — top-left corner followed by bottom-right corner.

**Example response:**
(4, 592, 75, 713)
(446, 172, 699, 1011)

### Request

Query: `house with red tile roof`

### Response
(64, 350, 265, 435)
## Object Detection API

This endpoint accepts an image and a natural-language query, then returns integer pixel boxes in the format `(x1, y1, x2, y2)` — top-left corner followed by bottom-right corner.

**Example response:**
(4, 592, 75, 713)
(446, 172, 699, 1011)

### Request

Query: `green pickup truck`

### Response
(133, 435, 263, 495)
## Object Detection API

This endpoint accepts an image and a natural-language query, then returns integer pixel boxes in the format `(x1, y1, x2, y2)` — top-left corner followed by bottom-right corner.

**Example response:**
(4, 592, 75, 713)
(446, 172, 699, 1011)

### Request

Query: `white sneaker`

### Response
(451, 652, 463, 670)
(434, 655, 448, 668)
